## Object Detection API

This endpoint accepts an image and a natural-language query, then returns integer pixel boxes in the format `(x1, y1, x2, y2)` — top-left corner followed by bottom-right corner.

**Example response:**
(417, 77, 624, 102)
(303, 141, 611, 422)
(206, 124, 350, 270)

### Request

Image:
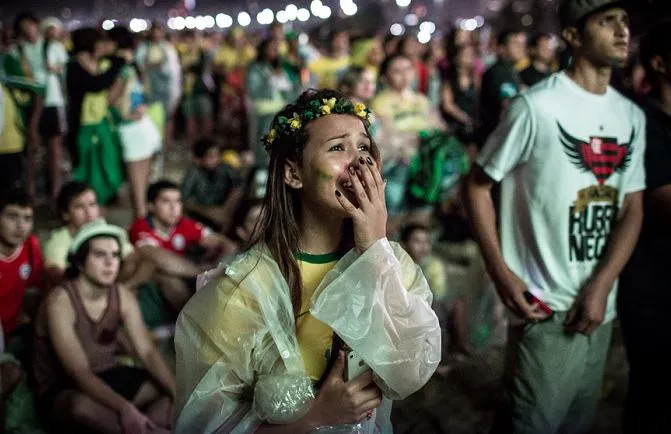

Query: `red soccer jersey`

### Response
(0, 234, 44, 339)
(129, 215, 210, 255)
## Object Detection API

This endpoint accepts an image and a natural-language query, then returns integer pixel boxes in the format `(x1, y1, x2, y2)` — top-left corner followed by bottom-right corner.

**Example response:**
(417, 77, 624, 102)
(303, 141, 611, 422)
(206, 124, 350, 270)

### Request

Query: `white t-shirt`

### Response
(44, 41, 68, 108)
(477, 72, 646, 322)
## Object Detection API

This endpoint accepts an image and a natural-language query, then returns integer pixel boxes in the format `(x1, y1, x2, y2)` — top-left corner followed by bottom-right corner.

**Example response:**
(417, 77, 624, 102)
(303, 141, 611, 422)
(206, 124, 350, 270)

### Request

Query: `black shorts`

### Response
(0, 153, 25, 193)
(39, 106, 67, 138)
(38, 366, 150, 414)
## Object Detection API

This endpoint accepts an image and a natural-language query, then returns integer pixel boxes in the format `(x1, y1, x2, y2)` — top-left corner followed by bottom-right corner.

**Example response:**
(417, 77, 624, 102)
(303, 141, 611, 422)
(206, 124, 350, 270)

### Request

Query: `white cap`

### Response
(69, 219, 127, 255)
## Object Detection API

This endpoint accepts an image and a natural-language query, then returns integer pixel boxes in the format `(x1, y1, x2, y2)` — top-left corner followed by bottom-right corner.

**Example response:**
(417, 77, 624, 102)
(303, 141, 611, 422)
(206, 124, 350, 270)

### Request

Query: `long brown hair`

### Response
(248, 89, 380, 319)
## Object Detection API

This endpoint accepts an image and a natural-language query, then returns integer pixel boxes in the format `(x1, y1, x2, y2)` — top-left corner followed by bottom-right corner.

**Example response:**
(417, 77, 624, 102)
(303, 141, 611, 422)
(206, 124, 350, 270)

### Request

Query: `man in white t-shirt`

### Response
(465, 1, 645, 433)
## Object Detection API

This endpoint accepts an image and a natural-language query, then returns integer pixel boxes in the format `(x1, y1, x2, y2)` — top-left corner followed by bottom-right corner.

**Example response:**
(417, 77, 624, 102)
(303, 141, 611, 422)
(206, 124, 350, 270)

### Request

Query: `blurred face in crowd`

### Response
(271, 23, 284, 41)
(384, 37, 399, 56)
(198, 147, 221, 171)
(20, 19, 40, 43)
(401, 37, 422, 60)
(501, 32, 527, 63)
(353, 69, 377, 102)
(456, 44, 477, 70)
(331, 31, 350, 56)
(80, 237, 121, 287)
(151, 26, 164, 42)
(45, 25, 62, 41)
(386, 56, 415, 91)
(567, 7, 630, 67)
(264, 39, 280, 64)
(151, 189, 183, 227)
(367, 41, 384, 66)
(454, 29, 471, 47)
(65, 189, 100, 230)
(0, 205, 33, 250)
(534, 35, 557, 64)
(403, 229, 431, 264)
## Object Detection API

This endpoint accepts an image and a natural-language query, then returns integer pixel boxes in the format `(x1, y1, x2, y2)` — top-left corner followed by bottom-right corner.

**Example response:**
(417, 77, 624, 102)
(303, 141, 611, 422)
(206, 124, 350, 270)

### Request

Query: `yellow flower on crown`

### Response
(267, 128, 278, 143)
(289, 113, 302, 130)
(354, 102, 368, 119)
(320, 97, 336, 115)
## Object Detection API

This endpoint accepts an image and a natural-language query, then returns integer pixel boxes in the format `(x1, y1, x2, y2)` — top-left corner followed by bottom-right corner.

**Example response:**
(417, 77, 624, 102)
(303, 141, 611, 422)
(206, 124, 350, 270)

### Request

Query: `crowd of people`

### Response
(0, 0, 670, 432)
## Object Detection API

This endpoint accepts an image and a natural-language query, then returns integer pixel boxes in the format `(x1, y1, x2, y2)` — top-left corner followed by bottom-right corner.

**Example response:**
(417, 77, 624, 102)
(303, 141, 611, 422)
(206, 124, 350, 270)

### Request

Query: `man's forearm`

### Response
(464, 168, 508, 281)
(143, 350, 176, 399)
(138, 246, 202, 277)
(590, 192, 644, 290)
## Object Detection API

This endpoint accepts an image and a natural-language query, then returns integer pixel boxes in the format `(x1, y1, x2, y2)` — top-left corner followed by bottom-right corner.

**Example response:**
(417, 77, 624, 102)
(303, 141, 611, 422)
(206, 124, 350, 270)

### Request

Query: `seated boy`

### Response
(33, 220, 174, 433)
(180, 137, 245, 232)
(401, 224, 472, 363)
(129, 180, 235, 311)
(0, 189, 44, 358)
(43, 181, 154, 291)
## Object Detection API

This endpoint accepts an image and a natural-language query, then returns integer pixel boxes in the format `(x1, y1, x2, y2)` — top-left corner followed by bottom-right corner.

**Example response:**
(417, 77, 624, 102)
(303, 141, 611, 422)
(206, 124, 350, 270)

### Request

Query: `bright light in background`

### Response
(475, 15, 485, 27)
(277, 10, 289, 23)
(195, 15, 206, 30)
(257, 8, 274, 25)
(396, 0, 411, 7)
(237, 11, 251, 27)
(102, 19, 115, 31)
(129, 18, 148, 33)
(390, 23, 405, 36)
(419, 21, 435, 34)
(297, 8, 311, 22)
(299, 33, 309, 45)
(286, 4, 298, 21)
(216, 13, 233, 28)
(417, 31, 431, 44)
(310, 0, 322, 15)
(173, 16, 186, 30)
(185, 16, 196, 29)
(340, 0, 358, 16)
(204, 15, 215, 28)
(320, 6, 332, 19)
(404, 13, 418, 26)
(461, 18, 478, 31)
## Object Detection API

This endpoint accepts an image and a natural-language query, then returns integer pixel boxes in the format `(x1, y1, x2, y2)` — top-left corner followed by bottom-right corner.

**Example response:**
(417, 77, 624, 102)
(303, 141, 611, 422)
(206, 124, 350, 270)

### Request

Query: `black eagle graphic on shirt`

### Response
(558, 122, 634, 185)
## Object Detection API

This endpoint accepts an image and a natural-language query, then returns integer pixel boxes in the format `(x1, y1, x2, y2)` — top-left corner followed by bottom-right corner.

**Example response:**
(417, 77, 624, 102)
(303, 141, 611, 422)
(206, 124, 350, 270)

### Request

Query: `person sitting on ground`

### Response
(181, 137, 245, 233)
(0, 189, 44, 362)
(129, 180, 235, 311)
(401, 223, 472, 362)
(43, 181, 155, 291)
(33, 220, 175, 434)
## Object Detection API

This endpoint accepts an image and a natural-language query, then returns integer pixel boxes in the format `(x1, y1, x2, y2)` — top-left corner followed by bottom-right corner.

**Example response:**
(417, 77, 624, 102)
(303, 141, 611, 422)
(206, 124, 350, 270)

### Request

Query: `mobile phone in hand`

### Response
(523, 291, 553, 316)
(346, 351, 371, 382)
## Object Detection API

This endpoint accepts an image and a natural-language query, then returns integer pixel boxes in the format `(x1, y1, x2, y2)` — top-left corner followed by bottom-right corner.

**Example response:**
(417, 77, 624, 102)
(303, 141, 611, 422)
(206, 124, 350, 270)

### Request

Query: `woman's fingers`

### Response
(349, 164, 371, 207)
(365, 156, 385, 198)
(357, 157, 377, 201)
(335, 189, 359, 217)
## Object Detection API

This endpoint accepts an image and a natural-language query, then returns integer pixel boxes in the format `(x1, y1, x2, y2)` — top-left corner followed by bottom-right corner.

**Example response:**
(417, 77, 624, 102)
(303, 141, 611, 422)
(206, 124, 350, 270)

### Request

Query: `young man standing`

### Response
(478, 29, 527, 147)
(129, 180, 234, 311)
(519, 33, 557, 87)
(34, 221, 174, 433)
(465, 1, 645, 433)
(618, 21, 671, 434)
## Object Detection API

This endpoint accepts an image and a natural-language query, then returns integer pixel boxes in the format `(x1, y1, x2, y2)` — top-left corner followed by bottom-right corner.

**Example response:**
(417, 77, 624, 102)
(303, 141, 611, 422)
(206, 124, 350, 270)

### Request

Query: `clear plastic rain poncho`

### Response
(174, 238, 441, 433)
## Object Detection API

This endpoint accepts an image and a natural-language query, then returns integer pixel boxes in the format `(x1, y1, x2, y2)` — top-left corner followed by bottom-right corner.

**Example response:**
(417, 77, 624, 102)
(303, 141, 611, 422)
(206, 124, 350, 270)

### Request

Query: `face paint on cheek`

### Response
(315, 168, 334, 182)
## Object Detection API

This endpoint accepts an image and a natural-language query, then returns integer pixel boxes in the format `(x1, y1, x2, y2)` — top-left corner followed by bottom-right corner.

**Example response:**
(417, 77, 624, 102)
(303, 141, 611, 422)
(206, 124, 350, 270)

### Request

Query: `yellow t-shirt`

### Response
(296, 251, 344, 382)
(308, 55, 351, 89)
(371, 90, 433, 133)
(0, 84, 24, 154)
(421, 255, 447, 301)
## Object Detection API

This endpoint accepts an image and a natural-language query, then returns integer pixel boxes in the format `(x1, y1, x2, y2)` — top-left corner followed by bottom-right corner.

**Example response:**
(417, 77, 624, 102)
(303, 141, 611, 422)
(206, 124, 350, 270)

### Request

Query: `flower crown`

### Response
(263, 97, 373, 150)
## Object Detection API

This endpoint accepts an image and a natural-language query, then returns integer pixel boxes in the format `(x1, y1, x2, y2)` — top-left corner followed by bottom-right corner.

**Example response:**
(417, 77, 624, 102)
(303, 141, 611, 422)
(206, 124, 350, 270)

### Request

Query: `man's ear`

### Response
(562, 27, 582, 52)
(284, 160, 303, 189)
